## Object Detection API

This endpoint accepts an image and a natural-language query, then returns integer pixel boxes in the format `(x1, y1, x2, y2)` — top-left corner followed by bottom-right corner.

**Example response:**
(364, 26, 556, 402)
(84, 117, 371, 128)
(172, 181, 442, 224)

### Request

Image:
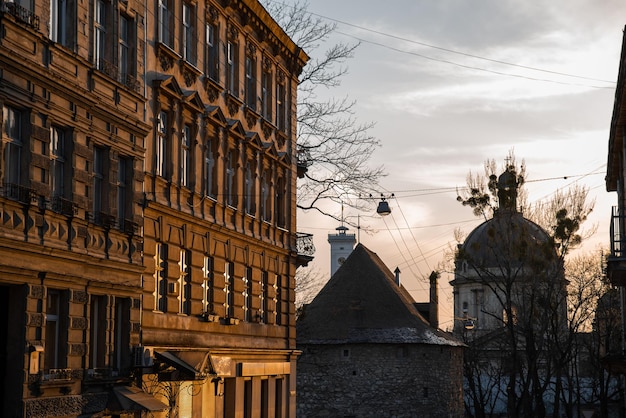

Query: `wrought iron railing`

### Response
(1, 1, 39, 29)
(610, 206, 626, 259)
(50, 196, 78, 216)
(2, 182, 37, 204)
(296, 232, 315, 258)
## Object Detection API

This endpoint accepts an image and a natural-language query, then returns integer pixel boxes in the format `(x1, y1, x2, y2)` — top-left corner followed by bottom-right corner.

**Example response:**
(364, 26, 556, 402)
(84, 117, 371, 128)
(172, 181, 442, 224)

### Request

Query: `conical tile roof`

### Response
(297, 244, 462, 346)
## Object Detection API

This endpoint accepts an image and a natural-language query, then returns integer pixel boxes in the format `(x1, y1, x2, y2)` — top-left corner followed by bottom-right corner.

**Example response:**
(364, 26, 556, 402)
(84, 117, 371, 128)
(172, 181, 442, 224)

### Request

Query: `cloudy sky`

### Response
(270, 0, 625, 329)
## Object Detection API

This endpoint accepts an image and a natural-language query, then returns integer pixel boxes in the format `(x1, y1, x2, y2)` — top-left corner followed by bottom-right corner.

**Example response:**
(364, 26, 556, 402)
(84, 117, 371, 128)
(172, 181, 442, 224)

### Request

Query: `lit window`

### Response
(179, 249, 192, 315)
(225, 149, 238, 207)
(274, 275, 282, 325)
(243, 267, 253, 321)
(156, 111, 169, 178)
(276, 82, 286, 130)
(202, 255, 214, 313)
(181, 125, 191, 187)
(260, 271, 268, 323)
(224, 262, 234, 318)
(155, 243, 168, 312)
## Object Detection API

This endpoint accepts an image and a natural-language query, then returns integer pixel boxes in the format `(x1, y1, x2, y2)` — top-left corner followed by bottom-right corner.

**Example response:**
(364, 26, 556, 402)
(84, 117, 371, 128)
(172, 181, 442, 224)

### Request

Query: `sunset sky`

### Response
(266, 0, 626, 329)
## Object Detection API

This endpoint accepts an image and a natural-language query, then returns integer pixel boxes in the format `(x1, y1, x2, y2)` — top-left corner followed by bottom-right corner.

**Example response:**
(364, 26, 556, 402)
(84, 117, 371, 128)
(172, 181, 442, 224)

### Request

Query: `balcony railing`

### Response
(296, 232, 315, 267)
(607, 206, 626, 286)
(2, 182, 37, 204)
(97, 59, 141, 92)
(610, 206, 625, 259)
(1, 1, 39, 29)
(50, 196, 78, 217)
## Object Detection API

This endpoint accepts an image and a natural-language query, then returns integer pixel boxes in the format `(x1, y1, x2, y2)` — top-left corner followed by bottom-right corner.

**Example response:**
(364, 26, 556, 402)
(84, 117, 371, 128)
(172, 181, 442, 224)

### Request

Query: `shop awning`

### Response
(155, 350, 211, 380)
(113, 386, 168, 411)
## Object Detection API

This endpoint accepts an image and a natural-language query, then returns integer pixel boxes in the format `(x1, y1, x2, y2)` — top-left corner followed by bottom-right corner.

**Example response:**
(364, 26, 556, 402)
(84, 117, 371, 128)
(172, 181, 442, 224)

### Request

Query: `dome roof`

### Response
(460, 210, 558, 269)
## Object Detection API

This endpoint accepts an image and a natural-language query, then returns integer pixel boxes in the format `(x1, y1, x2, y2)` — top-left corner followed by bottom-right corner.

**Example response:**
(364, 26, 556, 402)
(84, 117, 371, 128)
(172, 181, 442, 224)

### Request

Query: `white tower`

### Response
(328, 225, 356, 277)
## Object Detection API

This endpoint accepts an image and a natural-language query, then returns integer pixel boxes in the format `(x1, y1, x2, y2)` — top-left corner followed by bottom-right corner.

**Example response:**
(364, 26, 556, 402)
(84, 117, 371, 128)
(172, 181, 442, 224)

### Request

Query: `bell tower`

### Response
(328, 225, 356, 277)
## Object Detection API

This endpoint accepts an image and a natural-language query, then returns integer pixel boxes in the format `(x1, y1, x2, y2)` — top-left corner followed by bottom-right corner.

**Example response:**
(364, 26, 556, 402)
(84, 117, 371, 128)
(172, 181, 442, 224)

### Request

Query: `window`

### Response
(182, 2, 196, 64)
(181, 125, 191, 187)
(261, 70, 272, 120)
(275, 378, 283, 418)
(156, 111, 169, 178)
(93, 146, 108, 221)
(206, 23, 219, 81)
(155, 243, 168, 312)
(274, 275, 282, 325)
(275, 176, 286, 228)
(2, 105, 23, 186)
(244, 161, 255, 215)
(119, 15, 135, 85)
(179, 249, 192, 315)
(45, 289, 68, 370)
(260, 271, 268, 323)
(204, 136, 217, 198)
(94, 0, 108, 69)
(243, 267, 252, 321)
(117, 156, 132, 225)
(245, 56, 256, 109)
(158, 0, 173, 48)
(276, 82, 286, 130)
(225, 149, 238, 207)
(90, 295, 107, 368)
(261, 170, 271, 222)
(50, 0, 75, 47)
(226, 41, 238, 96)
(114, 297, 131, 371)
(224, 262, 234, 318)
(50, 127, 66, 198)
(202, 255, 214, 313)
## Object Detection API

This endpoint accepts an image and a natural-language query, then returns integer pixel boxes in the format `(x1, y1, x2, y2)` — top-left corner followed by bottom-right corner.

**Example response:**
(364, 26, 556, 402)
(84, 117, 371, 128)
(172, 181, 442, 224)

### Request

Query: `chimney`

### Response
(394, 267, 401, 286)
(428, 271, 439, 329)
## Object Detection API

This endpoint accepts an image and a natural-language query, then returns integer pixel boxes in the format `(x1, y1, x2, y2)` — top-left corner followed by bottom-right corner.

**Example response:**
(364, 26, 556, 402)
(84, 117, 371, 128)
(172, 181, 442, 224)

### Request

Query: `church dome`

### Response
(459, 211, 557, 269)
(457, 164, 558, 271)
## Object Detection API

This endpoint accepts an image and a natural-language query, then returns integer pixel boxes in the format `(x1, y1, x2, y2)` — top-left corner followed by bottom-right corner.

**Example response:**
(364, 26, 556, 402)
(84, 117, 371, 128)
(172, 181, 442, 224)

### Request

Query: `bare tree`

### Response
(454, 155, 600, 417)
(261, 0, 385, 222)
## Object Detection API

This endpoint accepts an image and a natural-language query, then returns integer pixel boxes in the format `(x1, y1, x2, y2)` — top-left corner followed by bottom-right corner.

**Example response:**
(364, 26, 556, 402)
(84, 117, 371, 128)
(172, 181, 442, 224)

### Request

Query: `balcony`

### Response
(296, 232, 315, 267)
(1, 182, 37, 204)
(50, 196, 78, 217)
(607, 206, 626, 286)
(1, 1, 39, 29)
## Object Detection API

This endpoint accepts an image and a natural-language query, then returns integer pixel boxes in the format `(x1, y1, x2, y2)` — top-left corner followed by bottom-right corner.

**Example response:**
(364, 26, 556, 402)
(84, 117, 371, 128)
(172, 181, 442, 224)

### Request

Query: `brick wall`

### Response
(297, 343, 464, 418)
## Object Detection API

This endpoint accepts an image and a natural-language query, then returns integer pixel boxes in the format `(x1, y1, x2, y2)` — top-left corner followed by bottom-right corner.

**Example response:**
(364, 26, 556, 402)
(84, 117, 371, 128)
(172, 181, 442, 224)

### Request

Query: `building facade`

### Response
(605, 25, 626, 384)
(0, 0, 149, 415)
(140, 0, 307, 416)
(0, 0, 308, 416)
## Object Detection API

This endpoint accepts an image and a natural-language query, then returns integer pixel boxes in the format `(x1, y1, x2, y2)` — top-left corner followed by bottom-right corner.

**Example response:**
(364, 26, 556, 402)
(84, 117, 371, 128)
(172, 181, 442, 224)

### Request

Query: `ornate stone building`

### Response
(0, 0, 308, 416)
(140, 0, 308, 416)
(0, 0, 149, 415)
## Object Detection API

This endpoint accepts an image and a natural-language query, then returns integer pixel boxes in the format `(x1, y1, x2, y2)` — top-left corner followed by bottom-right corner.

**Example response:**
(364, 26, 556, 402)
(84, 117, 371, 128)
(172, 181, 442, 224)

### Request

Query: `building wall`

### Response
(0, 0, 148, 415)
(297, 343, 465, 418)
(140, 0, 306, 416)
(0, 0, 306, 416)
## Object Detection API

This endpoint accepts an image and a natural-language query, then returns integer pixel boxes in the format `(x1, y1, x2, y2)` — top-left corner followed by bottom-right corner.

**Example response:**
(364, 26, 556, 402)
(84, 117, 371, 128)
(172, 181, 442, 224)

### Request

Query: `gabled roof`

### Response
(297, 244, 462, 346)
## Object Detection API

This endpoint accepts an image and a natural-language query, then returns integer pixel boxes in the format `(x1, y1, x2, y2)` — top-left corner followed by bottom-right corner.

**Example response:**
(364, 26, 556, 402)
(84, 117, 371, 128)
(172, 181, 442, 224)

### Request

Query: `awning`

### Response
(155, 350, 211, 380)
(113, 386, 168, 412)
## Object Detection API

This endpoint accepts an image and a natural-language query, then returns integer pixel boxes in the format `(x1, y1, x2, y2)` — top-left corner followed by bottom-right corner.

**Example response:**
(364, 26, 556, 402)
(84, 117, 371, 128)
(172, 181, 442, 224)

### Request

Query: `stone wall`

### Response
(297, 343, 464, 418)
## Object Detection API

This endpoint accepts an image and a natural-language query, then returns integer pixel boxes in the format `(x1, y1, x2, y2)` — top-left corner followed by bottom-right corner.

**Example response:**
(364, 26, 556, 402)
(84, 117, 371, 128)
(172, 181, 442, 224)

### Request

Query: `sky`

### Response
(270, 0, 626, 330)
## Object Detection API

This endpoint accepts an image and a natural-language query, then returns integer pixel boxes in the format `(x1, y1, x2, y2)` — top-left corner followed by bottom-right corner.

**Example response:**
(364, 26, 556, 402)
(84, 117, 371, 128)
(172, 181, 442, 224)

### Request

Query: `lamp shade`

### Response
(376, 200, 391, 216)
